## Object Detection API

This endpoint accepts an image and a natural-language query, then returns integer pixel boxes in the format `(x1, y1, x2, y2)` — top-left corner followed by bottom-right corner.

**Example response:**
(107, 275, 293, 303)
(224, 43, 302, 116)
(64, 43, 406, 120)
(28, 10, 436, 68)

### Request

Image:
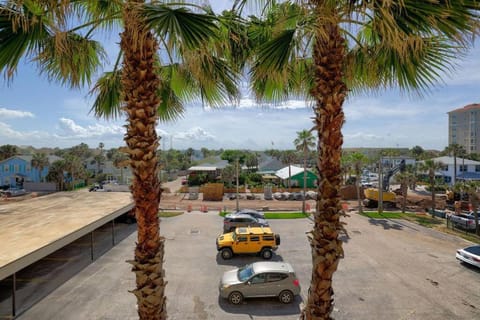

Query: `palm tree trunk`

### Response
(303, 148, 307, 214)
(301, 21, 346, 320)
(121, 2, 166, 319)
(430, 174, 436, 218)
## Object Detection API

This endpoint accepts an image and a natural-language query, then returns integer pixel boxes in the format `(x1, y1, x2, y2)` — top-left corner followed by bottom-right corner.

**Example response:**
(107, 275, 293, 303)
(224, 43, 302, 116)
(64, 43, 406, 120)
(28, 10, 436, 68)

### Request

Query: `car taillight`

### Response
(293, 279, 300, 286)
(473, 256, 480, 262)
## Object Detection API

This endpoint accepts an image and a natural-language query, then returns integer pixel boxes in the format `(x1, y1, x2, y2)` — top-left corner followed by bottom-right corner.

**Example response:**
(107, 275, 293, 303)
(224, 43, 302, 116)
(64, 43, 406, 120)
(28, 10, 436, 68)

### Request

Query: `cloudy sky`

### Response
(1, 4, 480, 151)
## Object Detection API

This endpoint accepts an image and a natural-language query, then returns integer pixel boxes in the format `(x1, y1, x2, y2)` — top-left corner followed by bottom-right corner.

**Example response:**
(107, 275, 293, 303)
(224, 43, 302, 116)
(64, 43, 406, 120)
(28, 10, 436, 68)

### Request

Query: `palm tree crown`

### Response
(1, 1, 241, 319)
(238, 1, 480, 319)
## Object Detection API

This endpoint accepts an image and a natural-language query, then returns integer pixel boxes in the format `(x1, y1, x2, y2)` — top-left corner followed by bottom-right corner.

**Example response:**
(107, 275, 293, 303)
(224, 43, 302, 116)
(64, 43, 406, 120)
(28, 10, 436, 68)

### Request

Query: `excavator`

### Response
(363, 160, 406, 208)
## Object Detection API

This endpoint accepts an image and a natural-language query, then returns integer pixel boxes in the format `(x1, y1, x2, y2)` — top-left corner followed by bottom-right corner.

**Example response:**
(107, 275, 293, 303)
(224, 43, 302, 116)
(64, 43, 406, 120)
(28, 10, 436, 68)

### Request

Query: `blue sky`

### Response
(1, 4, 480, 151)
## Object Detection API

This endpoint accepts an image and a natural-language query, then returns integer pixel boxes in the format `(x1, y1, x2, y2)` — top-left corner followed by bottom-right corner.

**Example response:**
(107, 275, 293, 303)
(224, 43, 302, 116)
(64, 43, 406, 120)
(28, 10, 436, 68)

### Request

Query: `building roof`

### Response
(187, 166, 218, 172)
(0, 155, 63, 165)
(275, 165, 305, 180)
(448, 103, 480, 114)
(426, 156, 480, 166)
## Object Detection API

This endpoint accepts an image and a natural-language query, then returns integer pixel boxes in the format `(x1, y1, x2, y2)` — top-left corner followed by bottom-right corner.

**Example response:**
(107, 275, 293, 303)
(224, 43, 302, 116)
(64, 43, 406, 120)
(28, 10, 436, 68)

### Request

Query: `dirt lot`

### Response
(1, 178, 437, 213)
(159, 178, 437, 213)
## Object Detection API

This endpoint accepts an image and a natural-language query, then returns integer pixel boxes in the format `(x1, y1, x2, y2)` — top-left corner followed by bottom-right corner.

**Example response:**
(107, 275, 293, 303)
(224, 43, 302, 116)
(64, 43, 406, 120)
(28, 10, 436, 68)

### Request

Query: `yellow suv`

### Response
(216, 226, 280, 260)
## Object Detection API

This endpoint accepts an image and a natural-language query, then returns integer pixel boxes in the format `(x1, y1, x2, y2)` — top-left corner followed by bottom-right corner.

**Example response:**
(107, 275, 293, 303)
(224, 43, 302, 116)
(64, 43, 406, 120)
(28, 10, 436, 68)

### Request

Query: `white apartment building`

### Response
(448, 103, 480, 154)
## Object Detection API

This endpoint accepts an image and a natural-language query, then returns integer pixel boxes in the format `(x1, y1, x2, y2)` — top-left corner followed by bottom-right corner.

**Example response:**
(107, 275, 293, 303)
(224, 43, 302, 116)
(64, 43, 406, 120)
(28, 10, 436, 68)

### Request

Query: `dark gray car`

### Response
(223, 213, 268, 233)
(219, 261, 301, 304)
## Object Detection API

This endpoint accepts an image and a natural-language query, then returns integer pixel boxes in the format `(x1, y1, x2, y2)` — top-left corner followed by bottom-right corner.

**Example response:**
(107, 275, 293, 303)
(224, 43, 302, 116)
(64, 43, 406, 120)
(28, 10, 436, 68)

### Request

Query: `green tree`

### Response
(1, 2, 239, 318)
(0, 144, 18, 160)
(242, 1, 479, 318)
(294, 129, 315, 213)
(419, 160, 445, 216)
(46, 159, 67, 191)
(221, 149, 246, 164)
(410, 145, 425, 160)
(31, 153, 49, 182)
(346, 152, 368, 214)
(280, 150, 297, 189)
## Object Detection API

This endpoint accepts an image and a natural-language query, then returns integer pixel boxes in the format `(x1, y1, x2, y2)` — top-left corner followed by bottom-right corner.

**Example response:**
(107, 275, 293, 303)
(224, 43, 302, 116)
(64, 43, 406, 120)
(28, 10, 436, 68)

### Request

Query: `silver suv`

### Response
(219, 261, 301, 304)
(223, 213, 268, 233)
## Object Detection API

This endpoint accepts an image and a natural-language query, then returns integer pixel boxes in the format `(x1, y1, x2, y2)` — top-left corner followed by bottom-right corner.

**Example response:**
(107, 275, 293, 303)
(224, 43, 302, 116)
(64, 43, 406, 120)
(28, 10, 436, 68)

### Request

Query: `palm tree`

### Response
(46, 159, 67, 191)
(444, 143, 467, 184)
(281, 150, 297, 190)
(419, 159, 445, 216)
(1, 2, 239, 318)
(112, 149, 130, 184)
(294, 129, 315, 213)
(0, 144, 18, 161)
(31, 153, 49, 182)
(241, 1, 479, 318)
(395, 171, 416, 213)
(346, 152, 368, 214)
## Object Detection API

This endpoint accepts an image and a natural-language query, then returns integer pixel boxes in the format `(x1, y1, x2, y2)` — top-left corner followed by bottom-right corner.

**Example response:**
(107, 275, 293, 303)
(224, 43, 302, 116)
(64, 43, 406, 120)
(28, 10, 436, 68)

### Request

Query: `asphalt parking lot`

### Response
(18, 211, 480, 320)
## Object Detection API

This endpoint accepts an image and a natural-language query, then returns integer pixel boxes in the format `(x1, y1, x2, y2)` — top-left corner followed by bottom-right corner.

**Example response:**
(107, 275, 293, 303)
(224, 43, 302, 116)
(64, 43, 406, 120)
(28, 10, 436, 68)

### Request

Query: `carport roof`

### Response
(0, 191, 133, 281)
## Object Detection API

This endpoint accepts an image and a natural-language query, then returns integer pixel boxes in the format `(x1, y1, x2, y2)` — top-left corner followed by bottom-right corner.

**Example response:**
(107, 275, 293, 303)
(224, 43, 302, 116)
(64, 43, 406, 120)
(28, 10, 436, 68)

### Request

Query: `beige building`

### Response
(448, 103, 480, 154)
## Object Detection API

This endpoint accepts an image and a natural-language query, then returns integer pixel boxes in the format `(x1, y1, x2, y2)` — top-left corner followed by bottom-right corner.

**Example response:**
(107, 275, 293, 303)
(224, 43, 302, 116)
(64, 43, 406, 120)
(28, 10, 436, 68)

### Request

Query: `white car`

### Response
(456, 245, 480, 268)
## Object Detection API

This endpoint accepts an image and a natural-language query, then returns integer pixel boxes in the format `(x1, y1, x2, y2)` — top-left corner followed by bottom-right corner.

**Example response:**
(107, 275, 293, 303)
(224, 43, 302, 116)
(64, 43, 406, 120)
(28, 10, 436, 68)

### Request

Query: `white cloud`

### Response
(174, 126, 215, 141)
(0, 107, 34, 119)
(57, 118, 124, 138)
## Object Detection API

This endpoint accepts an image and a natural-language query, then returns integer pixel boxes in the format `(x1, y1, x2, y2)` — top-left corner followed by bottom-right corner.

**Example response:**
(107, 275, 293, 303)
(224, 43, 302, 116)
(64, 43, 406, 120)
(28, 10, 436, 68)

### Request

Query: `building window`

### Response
(14, 164, 19, 172)
(441, 165, 448, 171)
(475, 165, 480, 172)
(460, 165, 467, 172)
(26, 165, 31, 172)
(4, 165, 9, 172)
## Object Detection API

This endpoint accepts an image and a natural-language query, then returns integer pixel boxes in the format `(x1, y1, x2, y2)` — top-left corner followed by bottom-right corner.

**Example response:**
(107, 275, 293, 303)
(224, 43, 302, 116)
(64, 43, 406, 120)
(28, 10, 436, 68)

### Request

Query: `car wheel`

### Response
(221, 248, 233, 260)
(261, 248, 273, 260)
(278, 290, 294, 304)
(275, 234, 281, 245)
(229, 291, 244, 305)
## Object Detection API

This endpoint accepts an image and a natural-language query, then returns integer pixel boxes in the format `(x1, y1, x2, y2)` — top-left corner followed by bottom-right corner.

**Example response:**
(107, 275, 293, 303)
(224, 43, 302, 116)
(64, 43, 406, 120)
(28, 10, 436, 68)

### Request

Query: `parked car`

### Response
(219, 261, 301, 305)
(216, 226, 280, 260)
(223, 213, 268, 233)
(456, 245, 480, 268)
(0, 187, 28, 197)
(447, 213, 477, 230)
(228, 209, 265, 220)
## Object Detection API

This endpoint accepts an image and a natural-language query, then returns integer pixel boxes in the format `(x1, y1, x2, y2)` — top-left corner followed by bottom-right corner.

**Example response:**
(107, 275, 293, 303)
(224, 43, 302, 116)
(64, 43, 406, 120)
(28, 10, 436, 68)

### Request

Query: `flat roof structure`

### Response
(0, 190, 133, 281)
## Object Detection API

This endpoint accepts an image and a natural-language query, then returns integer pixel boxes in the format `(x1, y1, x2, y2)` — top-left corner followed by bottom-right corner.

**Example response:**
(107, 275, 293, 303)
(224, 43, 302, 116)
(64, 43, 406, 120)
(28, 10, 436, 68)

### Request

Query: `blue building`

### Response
(0, 155, 63, 188)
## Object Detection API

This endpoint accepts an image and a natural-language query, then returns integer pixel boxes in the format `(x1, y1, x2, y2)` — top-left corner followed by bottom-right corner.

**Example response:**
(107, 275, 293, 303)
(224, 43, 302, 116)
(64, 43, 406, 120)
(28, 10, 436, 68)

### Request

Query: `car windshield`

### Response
(237, 264, 254, 282)
(465, 246, 480, 255)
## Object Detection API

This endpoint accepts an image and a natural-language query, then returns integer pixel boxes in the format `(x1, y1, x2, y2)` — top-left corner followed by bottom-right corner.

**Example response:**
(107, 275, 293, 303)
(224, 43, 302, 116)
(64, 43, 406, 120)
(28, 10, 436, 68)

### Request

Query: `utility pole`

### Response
(379, 157, 383, 214)
(236, 158, 240, 211)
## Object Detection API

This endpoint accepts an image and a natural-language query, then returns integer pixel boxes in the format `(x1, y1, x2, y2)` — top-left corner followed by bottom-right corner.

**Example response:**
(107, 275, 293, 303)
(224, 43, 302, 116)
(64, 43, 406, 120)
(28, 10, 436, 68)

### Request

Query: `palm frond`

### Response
(34, 31, 107, 88)
(0, 3, 48, 78)
(89, 70, 123, 120)
(142, 4, 219, 50)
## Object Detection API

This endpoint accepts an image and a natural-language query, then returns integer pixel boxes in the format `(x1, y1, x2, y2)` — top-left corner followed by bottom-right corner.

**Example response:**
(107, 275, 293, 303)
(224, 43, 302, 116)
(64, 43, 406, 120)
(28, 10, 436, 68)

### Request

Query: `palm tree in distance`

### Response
(445, 143, 467, 184)
(419, 159, 445, 217)
(0, 2, 240, 318)
(294, 129, 315, 213)
(346, 152, 369, 214)
(31, 153, 49, 182)
(281, 150, 297, 190)
(239, 1, 479, 318)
